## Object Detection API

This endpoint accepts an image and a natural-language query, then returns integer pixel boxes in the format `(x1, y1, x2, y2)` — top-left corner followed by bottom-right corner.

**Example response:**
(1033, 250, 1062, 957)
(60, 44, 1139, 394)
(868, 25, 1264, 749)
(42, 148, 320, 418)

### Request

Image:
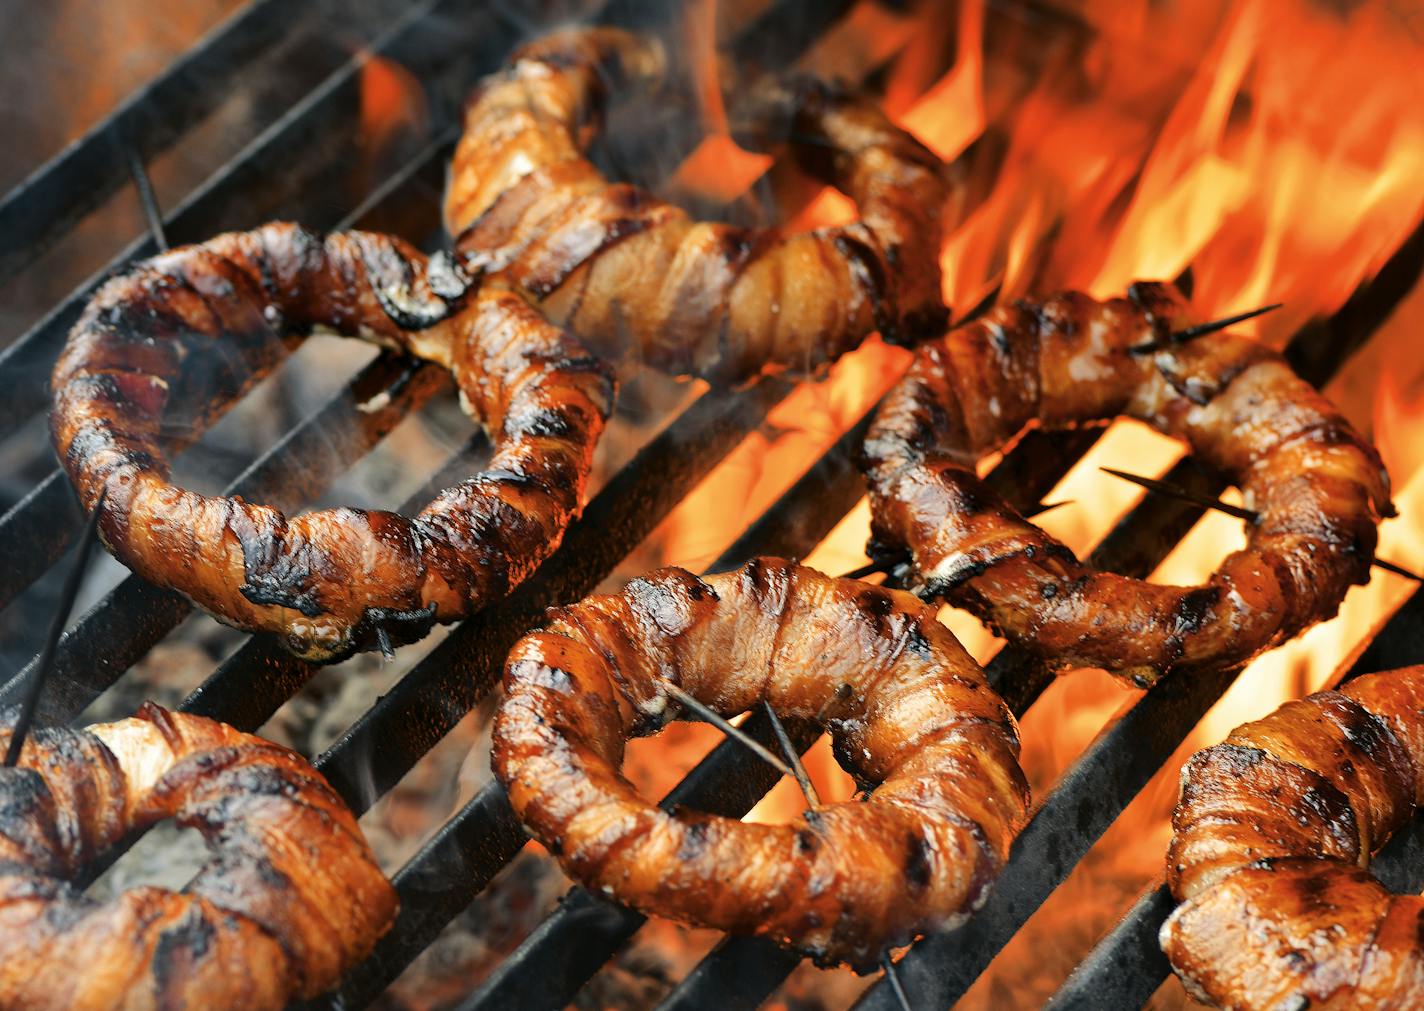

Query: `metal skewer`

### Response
(1099, 467, 1258, 522)
(657, 678, 794, 778)
(882, 951, 915, 1011)
(1100, 467, 1422, 581)
(126, 146, 169, 251)
(761, 700, 821, 809)
(1127, 303, 1282, 354)
(837, 501, 1072, 581)
(5, 492, 106, 767)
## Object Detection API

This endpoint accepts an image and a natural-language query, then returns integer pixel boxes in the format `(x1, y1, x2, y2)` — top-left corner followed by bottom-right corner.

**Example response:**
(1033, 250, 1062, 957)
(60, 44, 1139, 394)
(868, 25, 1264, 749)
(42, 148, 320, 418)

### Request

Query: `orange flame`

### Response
(600, 0, 1424, 1004)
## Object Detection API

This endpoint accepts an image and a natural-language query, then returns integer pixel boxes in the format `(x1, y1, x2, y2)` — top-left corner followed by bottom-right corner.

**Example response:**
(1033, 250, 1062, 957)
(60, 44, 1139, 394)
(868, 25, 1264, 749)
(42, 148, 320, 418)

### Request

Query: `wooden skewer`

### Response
(5, 492, 106, 767)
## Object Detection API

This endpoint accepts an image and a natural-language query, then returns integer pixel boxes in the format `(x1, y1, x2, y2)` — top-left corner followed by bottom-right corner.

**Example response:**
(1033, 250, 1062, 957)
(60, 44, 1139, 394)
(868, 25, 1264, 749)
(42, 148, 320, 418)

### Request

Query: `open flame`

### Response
(614, 0, 1424, 1005)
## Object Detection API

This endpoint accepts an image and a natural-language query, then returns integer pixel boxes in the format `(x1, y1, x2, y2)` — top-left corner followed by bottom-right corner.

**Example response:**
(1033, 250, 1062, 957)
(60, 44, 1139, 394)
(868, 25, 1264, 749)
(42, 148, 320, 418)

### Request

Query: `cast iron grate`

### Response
(0, 2, 1420, 1009)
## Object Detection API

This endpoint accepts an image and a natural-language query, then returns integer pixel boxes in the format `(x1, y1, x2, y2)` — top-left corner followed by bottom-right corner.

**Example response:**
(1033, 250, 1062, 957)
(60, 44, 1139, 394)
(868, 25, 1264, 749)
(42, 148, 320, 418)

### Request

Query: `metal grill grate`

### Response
(2, 2, 1422, 1009)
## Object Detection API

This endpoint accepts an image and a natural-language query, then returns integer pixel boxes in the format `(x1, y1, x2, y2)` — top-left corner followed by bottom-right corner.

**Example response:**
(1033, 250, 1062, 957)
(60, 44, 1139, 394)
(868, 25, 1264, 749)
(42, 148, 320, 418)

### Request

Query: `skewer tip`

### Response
(1129, 302, 1283, 354)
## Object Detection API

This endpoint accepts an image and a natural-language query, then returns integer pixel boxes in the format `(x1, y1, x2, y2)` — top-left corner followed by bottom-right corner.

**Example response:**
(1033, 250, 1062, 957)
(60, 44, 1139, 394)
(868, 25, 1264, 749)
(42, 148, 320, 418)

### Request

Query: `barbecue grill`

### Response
(3, 1, 1423, 1008)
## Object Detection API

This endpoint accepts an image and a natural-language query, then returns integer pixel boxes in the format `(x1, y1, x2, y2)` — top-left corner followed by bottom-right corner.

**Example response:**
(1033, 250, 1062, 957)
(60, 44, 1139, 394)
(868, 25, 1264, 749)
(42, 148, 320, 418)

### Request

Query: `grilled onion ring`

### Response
(862, 284, 1394, 687)
(492, 557, 1029, 969)
(1161, 665, 1424, 1009)
(445, 26, 948, 385)
(0, 703, 395, 1010)
(51, 222, 614, 661)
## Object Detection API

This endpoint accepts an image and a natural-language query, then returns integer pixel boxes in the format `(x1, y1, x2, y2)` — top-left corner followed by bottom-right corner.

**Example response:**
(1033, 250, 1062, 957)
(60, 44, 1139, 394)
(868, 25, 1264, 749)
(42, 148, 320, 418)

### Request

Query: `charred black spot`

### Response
(904, 834, 933, 893)
(902, 622, 933, 657)
(239, 580, 324, 618)
(833, 232, 897, 342)
(795, 828, 819, 856)
(1172, 586, 1220, 637)
(714, 227, 755, 270)
(686, 578, 719, 603)
(479, 467, 547, 492)
(1336, 703, 1398, 762)
(353, 600, 440, 654)
(677, 820, 710, 861)
(150, 913, 216, 991)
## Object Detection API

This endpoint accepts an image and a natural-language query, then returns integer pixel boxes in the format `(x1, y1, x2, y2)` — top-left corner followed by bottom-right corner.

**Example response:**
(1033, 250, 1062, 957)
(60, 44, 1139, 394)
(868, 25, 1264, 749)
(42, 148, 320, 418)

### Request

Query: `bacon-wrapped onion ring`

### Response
(862, 284, 1393, 687)
(445, 27, 948, 385)
(1161, 664, 1424, 1009)
(51, 222, 614, 661)
(492, 557, 1029, 969)
(0, 703, 395, 1010)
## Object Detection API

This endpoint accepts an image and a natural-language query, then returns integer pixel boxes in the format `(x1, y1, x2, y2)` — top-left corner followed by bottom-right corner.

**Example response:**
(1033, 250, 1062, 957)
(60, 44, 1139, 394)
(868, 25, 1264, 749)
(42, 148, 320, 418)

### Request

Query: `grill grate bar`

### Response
(0, 0, 297, 283)
(849, 234, 1424, 1011)
(1045, 587, 1424, 1010)
(655, 216, 1424, 1011)
(449, 411, 883, 1011)
(0, 0, 521, 437)
(0, 352, 448, 723)
(439, 406, 1107, 1010)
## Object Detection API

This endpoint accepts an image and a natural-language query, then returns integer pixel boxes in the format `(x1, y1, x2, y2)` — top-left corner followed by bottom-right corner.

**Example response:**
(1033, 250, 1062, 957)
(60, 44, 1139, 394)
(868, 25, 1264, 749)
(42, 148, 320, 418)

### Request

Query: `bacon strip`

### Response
(492, 557, 1029, 970)
(862, 284, 1393, 686)
(51, 222, 614, 660)
(445, 27, 949, 385)
(1161, 665, 1424, 1009)
(0, 704, 395, 1009)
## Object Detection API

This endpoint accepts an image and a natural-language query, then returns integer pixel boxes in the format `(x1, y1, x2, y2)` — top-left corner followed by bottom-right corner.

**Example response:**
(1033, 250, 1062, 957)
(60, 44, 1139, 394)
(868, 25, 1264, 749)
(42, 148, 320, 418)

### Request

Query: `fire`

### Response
(356, 50, 428, 191)
(596, 0, 1423, 1004)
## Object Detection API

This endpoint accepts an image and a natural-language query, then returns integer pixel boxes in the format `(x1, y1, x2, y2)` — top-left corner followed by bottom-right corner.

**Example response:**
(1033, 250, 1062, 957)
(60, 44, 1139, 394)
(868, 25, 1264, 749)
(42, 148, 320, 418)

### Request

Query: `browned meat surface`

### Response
(50, 221, 614, 661)
(444, 27, 949, 385)
(491, 557, 1029, 970)
(862, 283, 1393, 687)
(1161, 664, 1424, 1009)
(0, 704, 395, 1009)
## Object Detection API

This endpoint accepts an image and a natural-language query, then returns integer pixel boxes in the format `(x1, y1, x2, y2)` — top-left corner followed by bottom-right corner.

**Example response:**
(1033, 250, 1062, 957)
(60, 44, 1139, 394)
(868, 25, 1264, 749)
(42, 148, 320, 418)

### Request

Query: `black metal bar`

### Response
(849, 255, 1424, 1011)
(178, 425, 491, 729)
(1044, 584, 1424, 1010)
(660, 938, 803, 1011)
(0, 353, 449, 723)
(1042, 883, 1176, 1011)
(392, 397, 1100, 1011)
(0, 127, 452, 618)
(0, 0, 295, 282)
(658, 215, 1424, 1011)
(0, 0, 517, 437)
(298, 379, 799, 1008)
(312, 379, 788, 815)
